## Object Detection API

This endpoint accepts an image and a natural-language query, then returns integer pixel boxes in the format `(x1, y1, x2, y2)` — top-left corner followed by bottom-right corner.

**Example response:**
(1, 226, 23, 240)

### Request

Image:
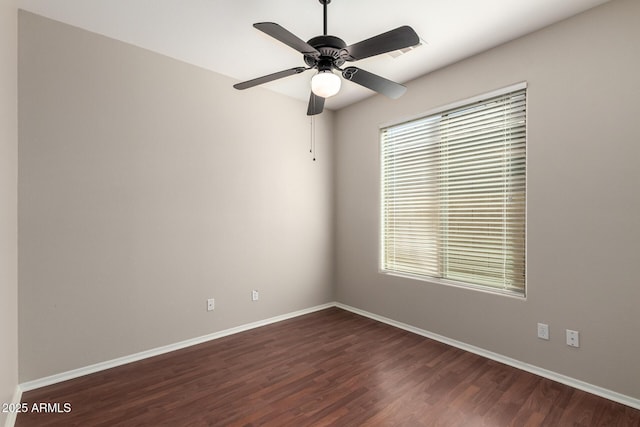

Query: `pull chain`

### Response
(310, 115, 317, 161)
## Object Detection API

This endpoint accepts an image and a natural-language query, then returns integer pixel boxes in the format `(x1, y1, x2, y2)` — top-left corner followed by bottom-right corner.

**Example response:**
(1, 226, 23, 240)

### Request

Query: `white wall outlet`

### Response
(251, 290, 259, 301)
(566, 329, 580, 347)
(537, 323, 549, 340)
(207, 298, 215, 311)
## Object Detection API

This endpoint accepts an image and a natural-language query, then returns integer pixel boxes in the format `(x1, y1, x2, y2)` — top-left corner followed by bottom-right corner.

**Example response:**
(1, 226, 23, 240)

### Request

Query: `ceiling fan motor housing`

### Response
(304, 35, 346, 69)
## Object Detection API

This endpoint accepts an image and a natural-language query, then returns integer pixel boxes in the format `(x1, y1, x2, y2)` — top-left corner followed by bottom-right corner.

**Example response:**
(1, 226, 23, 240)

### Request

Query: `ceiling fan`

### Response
(233, 0, 420, 115)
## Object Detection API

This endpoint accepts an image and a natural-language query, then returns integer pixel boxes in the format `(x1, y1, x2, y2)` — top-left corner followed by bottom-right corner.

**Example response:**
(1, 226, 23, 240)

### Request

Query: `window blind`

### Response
(380, 87, 526, 295)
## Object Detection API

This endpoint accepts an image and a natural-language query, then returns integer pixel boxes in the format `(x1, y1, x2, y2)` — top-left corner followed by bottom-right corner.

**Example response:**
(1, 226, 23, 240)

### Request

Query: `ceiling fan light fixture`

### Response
(311, 70, 341, 98)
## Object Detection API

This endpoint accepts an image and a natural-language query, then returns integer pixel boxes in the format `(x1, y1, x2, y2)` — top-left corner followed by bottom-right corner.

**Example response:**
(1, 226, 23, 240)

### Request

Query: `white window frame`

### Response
(379, 82, 527, 298)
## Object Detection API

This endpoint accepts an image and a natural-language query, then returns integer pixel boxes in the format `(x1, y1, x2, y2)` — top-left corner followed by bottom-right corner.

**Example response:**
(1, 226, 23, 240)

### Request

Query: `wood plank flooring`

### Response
(16, 307, 640, 426)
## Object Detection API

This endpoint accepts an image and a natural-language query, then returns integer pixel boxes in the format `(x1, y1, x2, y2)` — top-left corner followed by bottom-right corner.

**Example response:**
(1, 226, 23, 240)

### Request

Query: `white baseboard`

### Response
(336, 302, 640, 411)
(19, 301, 640, 411)
(3, 385, 22, 427)
(19, 302, 335, 392)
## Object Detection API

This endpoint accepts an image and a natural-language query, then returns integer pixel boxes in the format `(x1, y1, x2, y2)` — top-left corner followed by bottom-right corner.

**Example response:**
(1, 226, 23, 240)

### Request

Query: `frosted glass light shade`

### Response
(311, 70, 341, 98)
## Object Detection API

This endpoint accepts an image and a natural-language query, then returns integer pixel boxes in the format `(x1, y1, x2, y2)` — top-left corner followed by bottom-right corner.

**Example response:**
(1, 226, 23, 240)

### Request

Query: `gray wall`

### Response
(0, 0, 19, 425)
(18, 11, 335, 382)
(334, 0, 640, 399)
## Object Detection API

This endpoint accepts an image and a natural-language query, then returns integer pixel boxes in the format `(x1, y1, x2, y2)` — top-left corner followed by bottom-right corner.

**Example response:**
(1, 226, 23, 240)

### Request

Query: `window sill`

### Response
(379, 269, 527, 300)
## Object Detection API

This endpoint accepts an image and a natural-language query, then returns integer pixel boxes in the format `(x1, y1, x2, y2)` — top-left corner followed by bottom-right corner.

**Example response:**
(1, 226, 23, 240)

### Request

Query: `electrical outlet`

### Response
(252, 290, 259, 301)
(566, 329, 580, 347)
(537, 323, 549, 340)
(207, 298, 215, 311)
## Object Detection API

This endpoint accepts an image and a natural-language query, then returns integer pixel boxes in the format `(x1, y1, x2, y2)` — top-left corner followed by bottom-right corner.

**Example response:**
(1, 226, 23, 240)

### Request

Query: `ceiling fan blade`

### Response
(342, 67, 407, 99)
(341, 26, 419, 61)
(254, 22, 320, 58)
(233, 67, 307, 90)
(307, 92, 325, 116)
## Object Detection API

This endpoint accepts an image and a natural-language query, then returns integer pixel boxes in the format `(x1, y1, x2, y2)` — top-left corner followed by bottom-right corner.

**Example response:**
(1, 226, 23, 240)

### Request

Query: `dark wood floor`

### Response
(16, 307, 640, 426)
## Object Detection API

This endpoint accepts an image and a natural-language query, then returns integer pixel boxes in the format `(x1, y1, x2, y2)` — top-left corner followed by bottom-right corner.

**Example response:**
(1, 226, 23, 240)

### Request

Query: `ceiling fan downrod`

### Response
(320, 0, 330, 36)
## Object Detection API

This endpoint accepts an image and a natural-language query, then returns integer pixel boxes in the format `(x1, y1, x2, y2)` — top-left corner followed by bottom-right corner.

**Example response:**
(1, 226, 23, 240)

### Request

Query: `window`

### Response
(380, 84, 526, 296)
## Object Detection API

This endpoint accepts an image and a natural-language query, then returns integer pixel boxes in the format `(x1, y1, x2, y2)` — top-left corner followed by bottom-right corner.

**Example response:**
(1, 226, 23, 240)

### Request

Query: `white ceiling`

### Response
(18, 0, 610, 111)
